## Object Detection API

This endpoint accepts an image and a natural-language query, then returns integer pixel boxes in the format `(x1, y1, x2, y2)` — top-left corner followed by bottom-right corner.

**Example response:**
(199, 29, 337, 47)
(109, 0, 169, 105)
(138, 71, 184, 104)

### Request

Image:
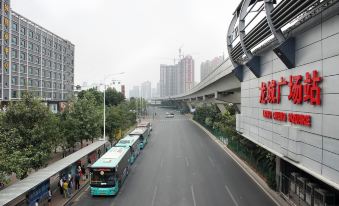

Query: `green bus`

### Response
(129, 127, 149, 149)
(89, 147, 130, 196)
(115, 135, 141, 164)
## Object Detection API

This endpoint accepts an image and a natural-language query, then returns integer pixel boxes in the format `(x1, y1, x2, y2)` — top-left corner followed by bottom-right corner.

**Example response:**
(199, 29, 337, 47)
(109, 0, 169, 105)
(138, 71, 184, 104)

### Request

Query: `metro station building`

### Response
(229, 0, 339, 205)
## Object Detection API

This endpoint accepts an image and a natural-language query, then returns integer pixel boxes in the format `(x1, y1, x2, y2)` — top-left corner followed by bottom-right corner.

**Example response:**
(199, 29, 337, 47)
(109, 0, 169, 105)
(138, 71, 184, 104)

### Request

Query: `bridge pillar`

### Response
(186, 102, 193, 111)
(216, 104, 226, 114)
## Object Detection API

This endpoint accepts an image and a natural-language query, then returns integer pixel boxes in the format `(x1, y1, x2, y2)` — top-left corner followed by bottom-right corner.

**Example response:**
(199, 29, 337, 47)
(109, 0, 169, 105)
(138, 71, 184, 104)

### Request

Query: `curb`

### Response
(63, 181, 90, 206)
(190, 119, 290, 206)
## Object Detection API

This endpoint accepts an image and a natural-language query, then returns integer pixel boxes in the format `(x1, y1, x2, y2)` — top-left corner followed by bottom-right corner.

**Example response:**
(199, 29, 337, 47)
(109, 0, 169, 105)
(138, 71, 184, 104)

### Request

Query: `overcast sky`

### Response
(12, 0, 239, 92)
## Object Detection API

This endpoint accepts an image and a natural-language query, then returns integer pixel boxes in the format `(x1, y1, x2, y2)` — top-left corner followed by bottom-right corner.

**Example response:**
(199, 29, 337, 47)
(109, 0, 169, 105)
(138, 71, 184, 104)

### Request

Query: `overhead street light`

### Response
(100, 72, 125, 141)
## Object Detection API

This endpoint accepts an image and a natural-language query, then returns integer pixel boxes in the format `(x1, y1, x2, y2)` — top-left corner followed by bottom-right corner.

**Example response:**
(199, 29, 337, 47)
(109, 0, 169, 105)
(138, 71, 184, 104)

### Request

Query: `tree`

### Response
(105, 87, 125, 107)
(61, 93, 102, 148)
(0, 94, 56, 179)
(78, 88, 103, 106)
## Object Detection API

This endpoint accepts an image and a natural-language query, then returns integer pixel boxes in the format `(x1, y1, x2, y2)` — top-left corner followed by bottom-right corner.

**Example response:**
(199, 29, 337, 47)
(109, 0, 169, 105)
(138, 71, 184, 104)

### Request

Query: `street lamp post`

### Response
(100, 72, 124, 141)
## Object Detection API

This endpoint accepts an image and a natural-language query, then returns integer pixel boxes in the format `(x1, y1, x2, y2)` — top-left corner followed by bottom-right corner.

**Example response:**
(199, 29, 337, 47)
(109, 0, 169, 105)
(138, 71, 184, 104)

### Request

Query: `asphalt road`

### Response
(70, 107, 276, 206)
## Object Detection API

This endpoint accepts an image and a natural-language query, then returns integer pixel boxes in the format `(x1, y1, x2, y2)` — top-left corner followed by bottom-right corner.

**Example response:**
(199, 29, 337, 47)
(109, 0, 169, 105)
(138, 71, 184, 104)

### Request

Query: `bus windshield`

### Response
(91, 170, 115, 187)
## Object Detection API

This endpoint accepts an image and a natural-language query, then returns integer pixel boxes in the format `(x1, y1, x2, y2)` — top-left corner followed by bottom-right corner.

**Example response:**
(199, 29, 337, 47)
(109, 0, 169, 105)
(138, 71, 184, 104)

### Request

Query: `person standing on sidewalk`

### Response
(63, 181, 69, 198)
(75, 172, 80, 190)
(48, 187, 52, 205)
(81, 165, 86, 180)
(59, 178, 63, 195)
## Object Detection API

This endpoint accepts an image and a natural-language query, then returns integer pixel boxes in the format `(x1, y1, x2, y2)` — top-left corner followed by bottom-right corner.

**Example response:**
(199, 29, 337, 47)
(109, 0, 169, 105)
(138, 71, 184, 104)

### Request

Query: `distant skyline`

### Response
(12, 0, 240, 93)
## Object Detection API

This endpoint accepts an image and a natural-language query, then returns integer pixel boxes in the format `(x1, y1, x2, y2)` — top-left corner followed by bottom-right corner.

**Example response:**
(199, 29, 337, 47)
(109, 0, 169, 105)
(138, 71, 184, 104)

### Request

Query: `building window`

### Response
(20, 27, 26, 35)
(12, 91, 17, 98)
(12, 63, 18, 72)
(35, 45, 40, 53)
(42, 48, 46, 55)
(29, 66, 33, 74)
(20, 52, 26, 60)
(28, 54, 33, 63)
(29, 30, 34, 38)
(53, 82, 56, 88)
(12, 49, 18, 58)
(29, 79, 33, 86)
(20, 65, 26, 73)
(34, 57, 40, 64)
(20, 77, 26, 86)
(36, 68, 40, 76)
(35, 34, 40, 41)
(12, 36, 18, 45)
(12, 22, 18, 31)
(42, 59, 46, 66)
(28, 42, 33, 50)
(20, 39, 26, 48)
(11, 76, 17, 85)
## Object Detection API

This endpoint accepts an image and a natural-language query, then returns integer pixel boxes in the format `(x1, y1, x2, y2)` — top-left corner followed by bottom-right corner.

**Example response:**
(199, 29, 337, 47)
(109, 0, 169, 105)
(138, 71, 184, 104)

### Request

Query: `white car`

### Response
(166, 113, 174, 118)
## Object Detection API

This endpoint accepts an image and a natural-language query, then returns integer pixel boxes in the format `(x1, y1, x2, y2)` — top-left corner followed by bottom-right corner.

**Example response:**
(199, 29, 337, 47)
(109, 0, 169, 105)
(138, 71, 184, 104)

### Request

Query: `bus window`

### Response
(91, 170, 115, 187)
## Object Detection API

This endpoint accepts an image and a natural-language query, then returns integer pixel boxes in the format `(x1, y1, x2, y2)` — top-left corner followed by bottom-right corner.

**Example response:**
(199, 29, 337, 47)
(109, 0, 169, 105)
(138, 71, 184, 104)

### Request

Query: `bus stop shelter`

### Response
(0, 140, 109, 206)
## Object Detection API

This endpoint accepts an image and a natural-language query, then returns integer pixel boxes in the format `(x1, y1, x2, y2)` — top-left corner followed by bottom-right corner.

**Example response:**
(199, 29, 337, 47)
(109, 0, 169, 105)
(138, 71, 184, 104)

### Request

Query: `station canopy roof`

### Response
(0, 140, 108, 206)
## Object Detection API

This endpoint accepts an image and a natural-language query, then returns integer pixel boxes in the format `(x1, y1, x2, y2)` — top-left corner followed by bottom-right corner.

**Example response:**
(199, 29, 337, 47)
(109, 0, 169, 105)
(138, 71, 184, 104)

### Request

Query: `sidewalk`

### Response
(51, 176, 89, 206)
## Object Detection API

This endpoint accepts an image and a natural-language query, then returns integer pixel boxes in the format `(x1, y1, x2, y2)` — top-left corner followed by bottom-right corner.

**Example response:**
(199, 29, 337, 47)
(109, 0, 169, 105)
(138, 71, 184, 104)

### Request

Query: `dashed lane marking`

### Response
(151, 185, 158, 206)
(191, 185, 197, 206)
(225, 185, 239, 206)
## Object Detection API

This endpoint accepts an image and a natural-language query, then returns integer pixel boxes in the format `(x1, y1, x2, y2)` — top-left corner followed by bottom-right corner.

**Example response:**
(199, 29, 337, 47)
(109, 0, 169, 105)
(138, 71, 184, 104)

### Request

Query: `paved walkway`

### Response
(51, 177, 89, 206)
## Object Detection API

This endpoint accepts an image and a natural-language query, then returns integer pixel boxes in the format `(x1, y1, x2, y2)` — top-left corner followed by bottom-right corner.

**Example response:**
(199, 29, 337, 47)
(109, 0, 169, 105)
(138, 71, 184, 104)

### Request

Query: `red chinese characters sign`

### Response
(259, 70, 322, 127)
(259, 70, 322, 105)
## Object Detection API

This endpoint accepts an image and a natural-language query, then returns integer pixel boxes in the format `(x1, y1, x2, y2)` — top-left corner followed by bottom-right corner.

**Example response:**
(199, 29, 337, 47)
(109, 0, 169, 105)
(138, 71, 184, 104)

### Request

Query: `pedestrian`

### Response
(48, 187, 52, 205)
(35, 199, 39, 206)
(77, 165, 82, 175)
(81, 165, 86, 180)
(63, 181, 69, 198)
(68, 174, 73, 195)
(59, 178, 63, 195)
(75, 172, 80, 190)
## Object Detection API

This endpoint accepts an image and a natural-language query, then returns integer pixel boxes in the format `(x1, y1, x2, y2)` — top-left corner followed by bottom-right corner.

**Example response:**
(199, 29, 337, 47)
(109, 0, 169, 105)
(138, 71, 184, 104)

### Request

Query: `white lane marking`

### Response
(225, 185, 239, 206)
(151, 185, 158, 206)
(185, 157, 189, 167)
(191, 185, 197, 206)
(85, 185, 90, 191)
(208, 156, 215, 167)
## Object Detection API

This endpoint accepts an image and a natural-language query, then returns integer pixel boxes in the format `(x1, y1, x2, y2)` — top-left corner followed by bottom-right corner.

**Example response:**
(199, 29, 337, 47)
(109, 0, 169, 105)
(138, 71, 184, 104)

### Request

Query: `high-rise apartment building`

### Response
(160, 64, 178, 97)
(0, 0, 74, 102)
(180, 55, 194, 93)
(141, 81, 151, 100)
(129, 85, 140, 98)
(200, 56, 223, 81)
(160, 55, 195, 97)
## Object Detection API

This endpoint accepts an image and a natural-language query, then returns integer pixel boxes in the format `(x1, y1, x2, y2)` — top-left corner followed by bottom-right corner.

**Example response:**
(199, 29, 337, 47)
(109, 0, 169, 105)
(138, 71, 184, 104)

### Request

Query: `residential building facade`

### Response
(200, 56, 224, 81)
(160, 55, 195, 97)
(1, 0, 74, 102)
